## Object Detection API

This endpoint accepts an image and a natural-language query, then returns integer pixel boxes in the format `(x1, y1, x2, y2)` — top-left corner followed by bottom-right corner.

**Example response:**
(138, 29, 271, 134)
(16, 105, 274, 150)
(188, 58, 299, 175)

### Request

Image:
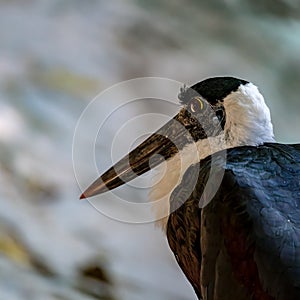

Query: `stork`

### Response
(80, 77, 300, 300)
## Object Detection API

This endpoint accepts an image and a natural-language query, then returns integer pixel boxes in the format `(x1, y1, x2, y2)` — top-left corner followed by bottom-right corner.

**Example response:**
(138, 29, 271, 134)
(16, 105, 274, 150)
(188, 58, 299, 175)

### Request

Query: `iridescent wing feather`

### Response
(167, 143, 300, 300)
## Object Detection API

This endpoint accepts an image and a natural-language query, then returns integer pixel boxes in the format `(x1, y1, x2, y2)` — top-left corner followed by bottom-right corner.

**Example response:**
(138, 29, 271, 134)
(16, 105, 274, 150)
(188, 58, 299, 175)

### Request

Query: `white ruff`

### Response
(149, 82, 275, 230)
(224, 83, 275, 146)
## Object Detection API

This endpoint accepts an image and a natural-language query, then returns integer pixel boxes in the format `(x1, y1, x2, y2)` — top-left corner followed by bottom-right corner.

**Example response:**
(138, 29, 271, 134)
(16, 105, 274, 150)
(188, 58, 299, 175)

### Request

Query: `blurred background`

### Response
(1, 1, 300, 299)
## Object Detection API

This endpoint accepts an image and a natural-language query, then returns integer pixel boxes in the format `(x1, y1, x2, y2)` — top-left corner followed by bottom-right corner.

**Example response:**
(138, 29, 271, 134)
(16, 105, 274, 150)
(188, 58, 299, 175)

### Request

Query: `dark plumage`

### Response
(179, 77, 248, 105)
(167, 143, 300, 299)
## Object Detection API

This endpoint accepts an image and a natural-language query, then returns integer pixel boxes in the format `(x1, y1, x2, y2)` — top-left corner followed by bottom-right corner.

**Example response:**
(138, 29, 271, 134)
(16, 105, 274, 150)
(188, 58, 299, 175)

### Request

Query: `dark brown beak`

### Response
(80, 108, 206, 199)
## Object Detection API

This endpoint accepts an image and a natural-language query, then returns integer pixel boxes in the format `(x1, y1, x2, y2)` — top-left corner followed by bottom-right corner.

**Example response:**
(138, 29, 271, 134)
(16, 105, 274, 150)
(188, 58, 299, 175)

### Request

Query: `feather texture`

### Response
(167, 143, 300, 299)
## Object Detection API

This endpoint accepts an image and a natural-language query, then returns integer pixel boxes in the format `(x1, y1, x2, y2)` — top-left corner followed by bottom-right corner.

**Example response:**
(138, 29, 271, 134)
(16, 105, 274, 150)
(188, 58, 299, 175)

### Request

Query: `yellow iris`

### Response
(190, 96, 204, 113)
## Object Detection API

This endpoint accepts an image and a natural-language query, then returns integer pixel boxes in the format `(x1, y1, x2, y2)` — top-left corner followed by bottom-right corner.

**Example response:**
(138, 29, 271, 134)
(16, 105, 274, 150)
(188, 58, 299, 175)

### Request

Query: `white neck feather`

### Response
(223, 83, 275, 146)
(150, 82, 275, 230)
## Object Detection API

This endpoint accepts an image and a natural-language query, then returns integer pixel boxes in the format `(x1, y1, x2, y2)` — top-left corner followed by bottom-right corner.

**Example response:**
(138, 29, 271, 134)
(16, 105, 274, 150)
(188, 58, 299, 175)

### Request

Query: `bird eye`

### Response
(189, 97, 205, 113)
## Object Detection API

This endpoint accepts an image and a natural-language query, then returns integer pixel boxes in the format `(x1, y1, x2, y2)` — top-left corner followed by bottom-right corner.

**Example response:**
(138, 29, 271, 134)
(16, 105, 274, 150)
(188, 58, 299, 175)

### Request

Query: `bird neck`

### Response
(223, 83, 275, 147)
(149, 135, 227, 230)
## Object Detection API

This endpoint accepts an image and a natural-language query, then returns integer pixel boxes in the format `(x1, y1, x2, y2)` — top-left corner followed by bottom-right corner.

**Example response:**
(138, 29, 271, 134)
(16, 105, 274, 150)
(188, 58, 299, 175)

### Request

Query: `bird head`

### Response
(80, 77, 275, 200)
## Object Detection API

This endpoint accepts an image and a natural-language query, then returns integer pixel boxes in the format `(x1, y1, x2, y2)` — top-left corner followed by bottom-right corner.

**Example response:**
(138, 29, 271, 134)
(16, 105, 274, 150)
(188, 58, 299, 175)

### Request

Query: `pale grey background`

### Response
(0, 1, 300, 299)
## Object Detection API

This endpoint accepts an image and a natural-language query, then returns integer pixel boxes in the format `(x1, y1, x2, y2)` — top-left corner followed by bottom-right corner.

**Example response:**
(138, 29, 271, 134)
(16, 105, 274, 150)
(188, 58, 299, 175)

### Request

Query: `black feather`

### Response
(178, 76, 249, 105)
(167, 143, 300, 300)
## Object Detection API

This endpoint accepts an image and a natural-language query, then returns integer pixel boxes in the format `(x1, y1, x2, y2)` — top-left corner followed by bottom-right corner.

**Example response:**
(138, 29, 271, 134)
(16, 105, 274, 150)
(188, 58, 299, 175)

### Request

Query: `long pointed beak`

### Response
(80, 109, 203, 199)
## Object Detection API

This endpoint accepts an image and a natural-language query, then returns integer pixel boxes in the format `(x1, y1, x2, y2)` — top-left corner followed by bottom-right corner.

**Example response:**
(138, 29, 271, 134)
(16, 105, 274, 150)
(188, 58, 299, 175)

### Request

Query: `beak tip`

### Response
(80, 193, 86, 200)
(79, 181, 109, 200)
